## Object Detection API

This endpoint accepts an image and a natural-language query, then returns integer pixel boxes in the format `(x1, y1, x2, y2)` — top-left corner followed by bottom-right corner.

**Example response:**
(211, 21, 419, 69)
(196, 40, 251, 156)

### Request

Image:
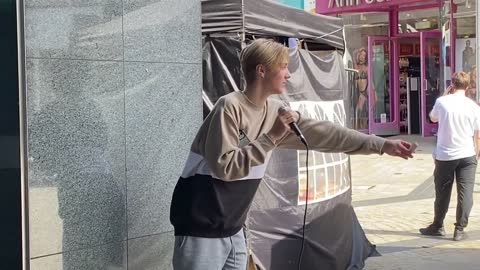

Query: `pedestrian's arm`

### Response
(442, 85, 453, 97)
(474, 108, 480, 159)
(474, 130, 480, 159)
(430, 101, 439, 123)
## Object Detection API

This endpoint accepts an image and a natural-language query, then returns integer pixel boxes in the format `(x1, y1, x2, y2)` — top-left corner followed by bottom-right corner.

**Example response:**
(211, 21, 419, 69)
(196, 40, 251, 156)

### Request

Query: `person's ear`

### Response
(256, 64, 266, 79)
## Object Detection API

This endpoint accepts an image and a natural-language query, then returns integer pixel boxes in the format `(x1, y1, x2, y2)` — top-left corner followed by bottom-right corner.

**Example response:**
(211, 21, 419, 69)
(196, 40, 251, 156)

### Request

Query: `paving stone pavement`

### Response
(351, 135, 480, 270)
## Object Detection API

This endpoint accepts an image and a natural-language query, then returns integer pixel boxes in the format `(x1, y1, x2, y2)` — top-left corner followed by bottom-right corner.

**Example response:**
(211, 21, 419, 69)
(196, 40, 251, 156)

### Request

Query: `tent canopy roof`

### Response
(201, 0, 345, 50)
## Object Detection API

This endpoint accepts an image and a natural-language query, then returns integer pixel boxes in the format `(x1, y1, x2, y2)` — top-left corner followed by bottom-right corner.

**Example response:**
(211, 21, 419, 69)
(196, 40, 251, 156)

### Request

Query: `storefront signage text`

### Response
(328, 0, 390, 9)
(318, 0, 424, 14)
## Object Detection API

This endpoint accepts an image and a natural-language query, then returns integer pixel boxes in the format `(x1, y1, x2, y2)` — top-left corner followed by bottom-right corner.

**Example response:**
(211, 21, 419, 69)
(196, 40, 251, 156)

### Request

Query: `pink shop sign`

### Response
(317, 0, 425, 14)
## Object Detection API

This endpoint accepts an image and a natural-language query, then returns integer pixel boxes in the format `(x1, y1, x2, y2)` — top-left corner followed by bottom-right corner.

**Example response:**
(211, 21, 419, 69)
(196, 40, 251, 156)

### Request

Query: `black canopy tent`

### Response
(201, 1, 378, 269)
(202, 0, 344, 50)
(201, 0, 348, 113)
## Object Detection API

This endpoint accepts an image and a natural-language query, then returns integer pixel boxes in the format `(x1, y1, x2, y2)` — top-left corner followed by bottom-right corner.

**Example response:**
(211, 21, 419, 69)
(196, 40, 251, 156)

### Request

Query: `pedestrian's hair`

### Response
(240, 39, 289, 85)
(451, 71, 470, 90)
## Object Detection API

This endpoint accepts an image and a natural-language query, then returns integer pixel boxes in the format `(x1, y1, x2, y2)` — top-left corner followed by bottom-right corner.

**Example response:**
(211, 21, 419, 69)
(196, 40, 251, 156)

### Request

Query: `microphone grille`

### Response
(278, 105, 289, 114)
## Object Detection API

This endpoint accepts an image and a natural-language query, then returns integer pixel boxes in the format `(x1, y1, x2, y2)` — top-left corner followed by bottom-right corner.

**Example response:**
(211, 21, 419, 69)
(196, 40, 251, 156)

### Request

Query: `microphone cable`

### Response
(279, 102, 309, 270)
(297, 140, 309, 270)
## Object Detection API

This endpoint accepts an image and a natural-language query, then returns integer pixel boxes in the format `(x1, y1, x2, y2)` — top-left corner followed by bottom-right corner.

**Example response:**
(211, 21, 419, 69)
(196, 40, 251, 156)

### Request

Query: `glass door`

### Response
(420, 31, 442, 136)
(368, 36, 400, 136)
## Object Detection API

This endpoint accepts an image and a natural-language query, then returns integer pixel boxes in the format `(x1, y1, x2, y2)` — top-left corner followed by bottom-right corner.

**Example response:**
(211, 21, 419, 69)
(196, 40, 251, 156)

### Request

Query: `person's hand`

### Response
(381, 140, 414, 160)
(267, 109, 299, 142)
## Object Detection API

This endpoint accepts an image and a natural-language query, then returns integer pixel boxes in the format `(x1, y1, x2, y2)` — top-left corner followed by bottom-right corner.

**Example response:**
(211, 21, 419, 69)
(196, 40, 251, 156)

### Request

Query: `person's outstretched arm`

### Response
(277, 114, 413, 159)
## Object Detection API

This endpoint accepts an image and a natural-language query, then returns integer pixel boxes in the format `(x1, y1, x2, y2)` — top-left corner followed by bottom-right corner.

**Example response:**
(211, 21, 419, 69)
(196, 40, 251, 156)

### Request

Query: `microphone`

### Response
(278, 106, 307, 146)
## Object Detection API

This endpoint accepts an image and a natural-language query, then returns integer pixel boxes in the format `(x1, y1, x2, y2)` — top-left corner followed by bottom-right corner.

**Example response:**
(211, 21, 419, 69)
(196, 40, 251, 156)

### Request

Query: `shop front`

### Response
(318, 0, 478, 137)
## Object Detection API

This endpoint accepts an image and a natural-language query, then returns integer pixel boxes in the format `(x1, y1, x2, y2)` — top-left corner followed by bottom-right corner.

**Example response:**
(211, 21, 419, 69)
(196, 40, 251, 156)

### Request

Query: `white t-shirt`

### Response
(430, 93, 480, 161)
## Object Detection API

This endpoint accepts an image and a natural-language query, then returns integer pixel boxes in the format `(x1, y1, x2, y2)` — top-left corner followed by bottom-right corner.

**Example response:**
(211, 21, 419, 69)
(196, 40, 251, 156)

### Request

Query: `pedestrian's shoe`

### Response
(453, 227, 466, 241)
(419, 224, 445, 236)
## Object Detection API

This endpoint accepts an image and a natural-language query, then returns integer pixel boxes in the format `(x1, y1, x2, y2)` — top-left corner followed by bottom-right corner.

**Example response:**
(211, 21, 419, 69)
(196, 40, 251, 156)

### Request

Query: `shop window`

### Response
(340, 12, 389, 131)
(398, 8, 440, 33)
(452, 0, 477, 100)
(440, 0, 452, 92)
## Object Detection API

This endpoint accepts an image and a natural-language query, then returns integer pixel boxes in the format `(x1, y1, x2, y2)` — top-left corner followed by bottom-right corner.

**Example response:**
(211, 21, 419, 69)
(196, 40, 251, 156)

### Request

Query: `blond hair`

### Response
(451, 71, 470, 90)
(240, 39, 289, 84)
(355, 47, 367, 65)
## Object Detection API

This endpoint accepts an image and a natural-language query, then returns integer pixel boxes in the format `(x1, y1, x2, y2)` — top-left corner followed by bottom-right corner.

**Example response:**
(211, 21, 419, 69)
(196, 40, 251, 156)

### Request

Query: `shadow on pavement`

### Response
(353, 176, 435, 208)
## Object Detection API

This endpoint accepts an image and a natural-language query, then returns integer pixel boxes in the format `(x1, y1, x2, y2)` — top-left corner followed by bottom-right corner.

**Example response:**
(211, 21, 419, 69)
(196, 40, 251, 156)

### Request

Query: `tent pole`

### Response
(241, 0, 245, 43)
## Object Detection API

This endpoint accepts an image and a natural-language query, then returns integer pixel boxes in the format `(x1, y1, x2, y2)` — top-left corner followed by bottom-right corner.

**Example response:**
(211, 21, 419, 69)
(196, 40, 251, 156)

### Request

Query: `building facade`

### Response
(318, 0, 479, 137)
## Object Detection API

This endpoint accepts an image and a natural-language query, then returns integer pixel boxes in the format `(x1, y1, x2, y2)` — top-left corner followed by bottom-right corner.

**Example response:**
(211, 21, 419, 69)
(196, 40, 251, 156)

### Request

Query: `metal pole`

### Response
(16, 0, 30, 268)
(407, 78, 411, 135)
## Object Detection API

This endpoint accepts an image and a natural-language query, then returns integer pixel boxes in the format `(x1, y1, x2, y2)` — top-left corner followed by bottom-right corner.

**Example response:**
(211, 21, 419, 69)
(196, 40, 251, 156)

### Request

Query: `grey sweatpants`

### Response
(172, 230, 247, 270)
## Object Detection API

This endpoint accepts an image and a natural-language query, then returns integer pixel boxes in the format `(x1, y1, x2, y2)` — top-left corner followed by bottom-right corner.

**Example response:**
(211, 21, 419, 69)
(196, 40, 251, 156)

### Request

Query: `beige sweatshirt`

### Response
(170, 91, 386, 238)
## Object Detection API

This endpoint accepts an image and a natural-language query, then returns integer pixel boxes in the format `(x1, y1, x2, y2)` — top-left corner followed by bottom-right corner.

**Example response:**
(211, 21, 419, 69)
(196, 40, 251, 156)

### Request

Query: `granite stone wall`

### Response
(24, 0, 202, 268)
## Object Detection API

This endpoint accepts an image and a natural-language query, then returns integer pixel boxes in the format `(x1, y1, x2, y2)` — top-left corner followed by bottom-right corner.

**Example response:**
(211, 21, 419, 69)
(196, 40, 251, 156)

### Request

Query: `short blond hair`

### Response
(451, 71, 470, 90)
(240, 39, 289, 84)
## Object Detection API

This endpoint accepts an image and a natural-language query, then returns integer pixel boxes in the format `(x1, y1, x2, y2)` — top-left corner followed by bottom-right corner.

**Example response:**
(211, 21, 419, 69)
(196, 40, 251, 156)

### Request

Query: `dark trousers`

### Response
(433, 156, 477, 229)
